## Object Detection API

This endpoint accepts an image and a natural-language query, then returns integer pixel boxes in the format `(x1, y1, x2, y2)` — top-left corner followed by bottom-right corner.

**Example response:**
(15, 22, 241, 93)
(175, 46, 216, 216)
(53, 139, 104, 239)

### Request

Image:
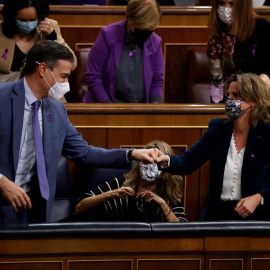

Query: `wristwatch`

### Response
(127, 148, 135, 161)
(260, 194, 264, 206)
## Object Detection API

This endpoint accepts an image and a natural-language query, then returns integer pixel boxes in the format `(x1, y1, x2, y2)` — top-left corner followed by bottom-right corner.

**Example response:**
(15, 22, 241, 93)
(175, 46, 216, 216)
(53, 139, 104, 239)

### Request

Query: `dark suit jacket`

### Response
(163, 118, 270, 221)
(0, 78, 129, 223)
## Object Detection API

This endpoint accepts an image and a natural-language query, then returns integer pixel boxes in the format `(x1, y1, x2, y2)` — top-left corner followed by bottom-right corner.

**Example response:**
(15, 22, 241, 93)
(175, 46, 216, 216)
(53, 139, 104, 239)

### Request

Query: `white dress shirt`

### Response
(221, 134, 245, 201)
(0, 78, 43, 191)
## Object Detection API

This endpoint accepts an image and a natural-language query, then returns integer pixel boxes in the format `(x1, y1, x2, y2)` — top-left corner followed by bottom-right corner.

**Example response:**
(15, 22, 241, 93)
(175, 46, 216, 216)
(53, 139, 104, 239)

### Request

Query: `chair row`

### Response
(67, 46, 211, 103)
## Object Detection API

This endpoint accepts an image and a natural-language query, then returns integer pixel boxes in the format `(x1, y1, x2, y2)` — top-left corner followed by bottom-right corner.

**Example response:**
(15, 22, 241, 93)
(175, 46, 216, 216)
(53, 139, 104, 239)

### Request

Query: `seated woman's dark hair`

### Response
(2, 0, 50, 38)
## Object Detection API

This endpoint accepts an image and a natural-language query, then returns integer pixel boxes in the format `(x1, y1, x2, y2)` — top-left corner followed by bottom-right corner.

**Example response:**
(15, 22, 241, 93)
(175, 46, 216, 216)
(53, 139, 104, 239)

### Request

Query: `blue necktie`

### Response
(32, 100, 50, 200)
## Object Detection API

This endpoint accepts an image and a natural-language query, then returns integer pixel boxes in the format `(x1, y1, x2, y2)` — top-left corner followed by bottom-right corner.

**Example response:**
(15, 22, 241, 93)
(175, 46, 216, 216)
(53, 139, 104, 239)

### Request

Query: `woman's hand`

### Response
(136, 190, 164, 205)
(136, 190, 179, 222)
(234, 193, 262, 218)
(108, 186, 135, 200)
(38, 18, 53, 35)
(156, 154, 169, 168)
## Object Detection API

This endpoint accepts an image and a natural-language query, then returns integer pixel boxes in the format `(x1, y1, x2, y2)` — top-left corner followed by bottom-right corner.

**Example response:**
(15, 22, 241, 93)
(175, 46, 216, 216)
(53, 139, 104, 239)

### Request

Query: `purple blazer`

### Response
(83, 19, 164, 103)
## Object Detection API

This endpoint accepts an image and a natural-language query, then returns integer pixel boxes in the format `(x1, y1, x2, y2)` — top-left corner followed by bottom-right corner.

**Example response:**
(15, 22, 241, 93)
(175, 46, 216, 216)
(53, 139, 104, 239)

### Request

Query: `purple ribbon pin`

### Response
(251, 44, 257, 57)
(251, 154, 255, 158)
(1, 49, 8, 60)
(47, 113, 52, 122)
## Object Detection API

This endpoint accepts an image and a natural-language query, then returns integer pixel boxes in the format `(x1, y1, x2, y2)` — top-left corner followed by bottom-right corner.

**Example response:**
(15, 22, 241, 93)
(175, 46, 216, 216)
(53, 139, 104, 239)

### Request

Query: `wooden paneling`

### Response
(2, 233, 270, 270)
(137, 259, 202, 270)
(251, 258, 270, 270)
(68, 260, 132, 270)
(0, 262, 62, 270)
(209, 259, 243, 270)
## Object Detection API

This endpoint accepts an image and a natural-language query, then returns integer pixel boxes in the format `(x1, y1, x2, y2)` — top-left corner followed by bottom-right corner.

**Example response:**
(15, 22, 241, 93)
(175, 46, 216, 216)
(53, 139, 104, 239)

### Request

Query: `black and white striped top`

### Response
(81, 176, 187, 222)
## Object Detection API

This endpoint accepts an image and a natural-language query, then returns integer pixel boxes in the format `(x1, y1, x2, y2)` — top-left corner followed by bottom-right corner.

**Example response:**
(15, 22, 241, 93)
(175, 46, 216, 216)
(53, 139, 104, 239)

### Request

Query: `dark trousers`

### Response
(27, 175, 47, 223)
(219, 200, 248, 221)
(0, 175, 46, 224)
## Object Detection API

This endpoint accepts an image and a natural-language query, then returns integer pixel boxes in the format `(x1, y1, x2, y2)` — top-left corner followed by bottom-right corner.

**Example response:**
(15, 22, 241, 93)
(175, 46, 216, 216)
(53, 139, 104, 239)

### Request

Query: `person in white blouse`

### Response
(156, 72, 270, 221)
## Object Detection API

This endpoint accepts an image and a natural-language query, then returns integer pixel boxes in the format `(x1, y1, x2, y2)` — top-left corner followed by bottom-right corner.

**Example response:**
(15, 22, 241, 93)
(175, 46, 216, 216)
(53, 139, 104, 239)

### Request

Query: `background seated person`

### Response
(83, 0, 164, 103)
(207, 0, 270, 103)
(0, 0, 77, 86)
(74, 141, 187, 222)
(157, 73, 270, 221)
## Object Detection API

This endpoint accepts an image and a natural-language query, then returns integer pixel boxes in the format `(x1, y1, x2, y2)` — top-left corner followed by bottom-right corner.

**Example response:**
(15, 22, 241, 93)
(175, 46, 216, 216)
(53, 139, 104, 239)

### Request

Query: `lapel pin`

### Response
(47, 113, 52, 122)
(1, 49, 8, 60)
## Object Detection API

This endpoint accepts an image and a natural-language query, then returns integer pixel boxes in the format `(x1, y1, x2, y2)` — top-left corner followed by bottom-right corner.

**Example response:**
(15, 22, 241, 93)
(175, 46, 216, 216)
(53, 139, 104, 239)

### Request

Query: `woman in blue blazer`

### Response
(157, 73, 270, 221)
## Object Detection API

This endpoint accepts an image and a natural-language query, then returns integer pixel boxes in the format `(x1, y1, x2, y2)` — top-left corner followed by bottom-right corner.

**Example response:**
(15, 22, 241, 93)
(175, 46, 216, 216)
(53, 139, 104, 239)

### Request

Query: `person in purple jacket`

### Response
(83, 0, 164, 103)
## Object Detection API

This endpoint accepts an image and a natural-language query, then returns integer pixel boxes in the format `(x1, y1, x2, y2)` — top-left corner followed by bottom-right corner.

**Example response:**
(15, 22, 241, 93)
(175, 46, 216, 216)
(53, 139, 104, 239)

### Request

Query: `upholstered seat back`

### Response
(51, 156, 72, 222)
(68, 48, 90, 102)
(86, 164, 133, 191)
(186, 47, 211, 103)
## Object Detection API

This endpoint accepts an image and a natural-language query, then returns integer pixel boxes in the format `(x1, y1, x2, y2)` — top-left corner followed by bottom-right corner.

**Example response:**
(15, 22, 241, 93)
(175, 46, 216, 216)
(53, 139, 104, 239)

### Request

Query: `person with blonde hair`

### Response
(74, 140, 187, 222)
(157, 73, 270, 221)
(83, 0, 164, 103)
(206, 0, 270, 103)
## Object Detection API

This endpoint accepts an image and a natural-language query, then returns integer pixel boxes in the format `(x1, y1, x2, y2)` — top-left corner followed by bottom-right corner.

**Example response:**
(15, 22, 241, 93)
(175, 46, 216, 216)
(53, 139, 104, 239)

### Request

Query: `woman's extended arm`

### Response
(75, 186, 135, 214)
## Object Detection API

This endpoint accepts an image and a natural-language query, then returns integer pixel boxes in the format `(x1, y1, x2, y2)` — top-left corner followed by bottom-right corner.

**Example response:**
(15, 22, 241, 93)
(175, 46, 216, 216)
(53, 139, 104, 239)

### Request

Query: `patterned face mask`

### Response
(138, 162, 161, 183)
(225, 98, 251, 120)
(217, 6, 233, 25)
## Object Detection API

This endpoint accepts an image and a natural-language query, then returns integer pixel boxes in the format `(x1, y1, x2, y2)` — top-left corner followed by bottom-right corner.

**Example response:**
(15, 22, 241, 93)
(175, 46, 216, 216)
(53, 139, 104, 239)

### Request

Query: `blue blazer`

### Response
(164, 118, 270, 221)
(0, 79, 129, 223)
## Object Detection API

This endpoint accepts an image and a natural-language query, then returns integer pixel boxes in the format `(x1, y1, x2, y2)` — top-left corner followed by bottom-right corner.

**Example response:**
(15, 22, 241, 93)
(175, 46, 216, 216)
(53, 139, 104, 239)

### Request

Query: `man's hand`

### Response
(130, 148, 163, 164)
(0, 175, 32, 212)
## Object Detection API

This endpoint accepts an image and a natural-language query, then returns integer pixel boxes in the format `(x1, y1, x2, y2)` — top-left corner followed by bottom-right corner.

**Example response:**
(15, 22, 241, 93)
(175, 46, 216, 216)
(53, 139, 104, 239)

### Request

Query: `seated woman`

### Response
(83, 0, 164, 103)
(207, 0, 270, 103)
(0, 0, 77, 85)
(74, 141, 187, 222)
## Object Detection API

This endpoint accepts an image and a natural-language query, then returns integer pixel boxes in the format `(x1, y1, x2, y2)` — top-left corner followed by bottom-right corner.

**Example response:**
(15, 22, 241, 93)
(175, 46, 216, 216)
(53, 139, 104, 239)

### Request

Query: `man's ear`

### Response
(37, 62, 47, 77)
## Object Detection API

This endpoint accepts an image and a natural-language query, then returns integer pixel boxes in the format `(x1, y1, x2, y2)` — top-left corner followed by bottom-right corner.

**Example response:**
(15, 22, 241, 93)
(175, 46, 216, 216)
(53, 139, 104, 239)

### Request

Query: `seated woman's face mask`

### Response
(139, 162, 161, 183)
(16, 19, 38, 34)
(217, 6, 233, 25)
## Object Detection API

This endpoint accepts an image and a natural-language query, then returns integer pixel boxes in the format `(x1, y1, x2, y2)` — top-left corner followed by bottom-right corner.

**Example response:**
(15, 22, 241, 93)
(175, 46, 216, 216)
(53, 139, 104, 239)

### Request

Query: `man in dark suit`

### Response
(0, 40, 160, 224)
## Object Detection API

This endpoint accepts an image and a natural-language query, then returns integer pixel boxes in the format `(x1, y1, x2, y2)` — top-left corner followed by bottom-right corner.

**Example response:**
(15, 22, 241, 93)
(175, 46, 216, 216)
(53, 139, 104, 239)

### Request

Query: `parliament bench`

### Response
(1, 221, 270, 270)
(67, 46, 211, 103)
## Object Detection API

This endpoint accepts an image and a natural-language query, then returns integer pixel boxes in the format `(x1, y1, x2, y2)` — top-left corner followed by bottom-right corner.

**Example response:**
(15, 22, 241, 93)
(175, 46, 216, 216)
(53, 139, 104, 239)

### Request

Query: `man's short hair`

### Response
(23, 40, 74, 75)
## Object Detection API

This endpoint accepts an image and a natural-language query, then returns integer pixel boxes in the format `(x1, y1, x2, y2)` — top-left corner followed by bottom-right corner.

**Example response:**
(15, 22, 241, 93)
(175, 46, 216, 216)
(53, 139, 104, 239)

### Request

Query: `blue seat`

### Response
(51, 156, 72, 222)
(51, 157, 133, 222)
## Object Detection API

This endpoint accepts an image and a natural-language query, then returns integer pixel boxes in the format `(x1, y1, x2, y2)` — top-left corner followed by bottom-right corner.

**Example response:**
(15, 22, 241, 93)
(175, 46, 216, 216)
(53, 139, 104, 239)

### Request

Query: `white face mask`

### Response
(138, 162, 161, 183)
(37, 61, 70, 101)
(47, 79, 70, 101)
(217, 6, 233, 25)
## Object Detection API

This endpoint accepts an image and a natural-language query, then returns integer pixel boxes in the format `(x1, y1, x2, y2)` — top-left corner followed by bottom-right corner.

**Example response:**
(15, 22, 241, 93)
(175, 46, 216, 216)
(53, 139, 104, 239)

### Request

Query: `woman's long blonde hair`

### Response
(123, 140, 184, 206)
(224, 73, 270, 126)
(208, 0, 257, 42)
